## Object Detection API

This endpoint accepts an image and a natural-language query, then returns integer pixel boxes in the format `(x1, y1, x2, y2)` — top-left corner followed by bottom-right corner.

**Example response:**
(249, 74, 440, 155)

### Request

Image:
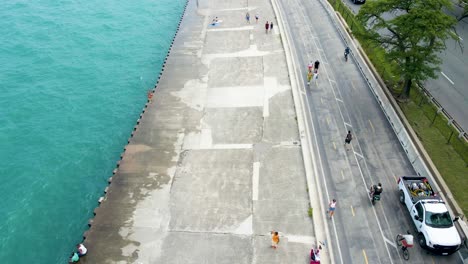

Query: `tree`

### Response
(356, 0, 460, 98)
(458, 0, 468, 21)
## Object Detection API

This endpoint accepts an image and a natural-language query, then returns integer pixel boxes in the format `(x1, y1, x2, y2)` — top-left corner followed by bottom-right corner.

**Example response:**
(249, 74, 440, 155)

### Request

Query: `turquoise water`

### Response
(0, 0, 185, 262)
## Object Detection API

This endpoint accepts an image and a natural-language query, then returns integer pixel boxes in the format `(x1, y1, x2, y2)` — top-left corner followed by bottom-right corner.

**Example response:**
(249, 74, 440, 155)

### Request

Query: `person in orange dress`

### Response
(271, 231, 280, 249)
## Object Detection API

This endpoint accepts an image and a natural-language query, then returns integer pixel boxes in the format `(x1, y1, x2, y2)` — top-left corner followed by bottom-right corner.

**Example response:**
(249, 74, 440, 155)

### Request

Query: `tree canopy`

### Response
(458, 0, 468, 21)
(356, 0, 460, 97)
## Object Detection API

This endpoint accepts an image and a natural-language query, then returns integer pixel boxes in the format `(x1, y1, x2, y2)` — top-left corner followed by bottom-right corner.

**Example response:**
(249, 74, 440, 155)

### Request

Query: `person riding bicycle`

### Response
(344, 47, 350, 56)
(370, 183, 383, 199)
(400, 232, 414, 250)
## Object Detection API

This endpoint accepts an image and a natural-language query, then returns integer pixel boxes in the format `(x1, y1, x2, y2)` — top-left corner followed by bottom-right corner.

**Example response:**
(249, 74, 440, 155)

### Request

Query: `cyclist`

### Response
(344, 47, 350, 61)
(400, 232, 414, 250)
(370, 183, 383, 198)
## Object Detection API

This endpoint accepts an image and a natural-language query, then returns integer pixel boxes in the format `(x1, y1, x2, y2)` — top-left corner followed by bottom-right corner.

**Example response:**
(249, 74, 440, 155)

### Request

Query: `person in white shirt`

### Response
(77, 243, 87, 257)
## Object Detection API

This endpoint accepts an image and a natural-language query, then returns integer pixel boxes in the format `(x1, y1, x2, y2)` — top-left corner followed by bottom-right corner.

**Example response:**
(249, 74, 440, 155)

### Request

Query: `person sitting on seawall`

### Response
(77, 243, 87, 257)
(69, 252, 79, 263)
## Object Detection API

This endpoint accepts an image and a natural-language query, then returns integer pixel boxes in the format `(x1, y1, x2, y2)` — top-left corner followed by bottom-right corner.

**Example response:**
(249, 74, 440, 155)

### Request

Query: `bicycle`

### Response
(396, 232, 413, 260)
(344, 47, 350, 62)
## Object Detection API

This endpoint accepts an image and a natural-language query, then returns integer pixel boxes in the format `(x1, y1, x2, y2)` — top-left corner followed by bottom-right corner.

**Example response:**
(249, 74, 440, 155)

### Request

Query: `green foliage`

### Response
(459, 0, 468, 21)
(356, 0, 459, 97)
(308, 207, 313, 218)
(399, 96, 468, 216)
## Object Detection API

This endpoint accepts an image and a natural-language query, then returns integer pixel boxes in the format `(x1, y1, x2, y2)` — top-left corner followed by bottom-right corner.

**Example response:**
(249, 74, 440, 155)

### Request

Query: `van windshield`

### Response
(425, 211, 453, 228)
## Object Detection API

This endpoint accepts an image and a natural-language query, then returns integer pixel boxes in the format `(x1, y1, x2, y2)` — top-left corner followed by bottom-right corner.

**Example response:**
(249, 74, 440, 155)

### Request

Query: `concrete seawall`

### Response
(79, 0, 317, 263)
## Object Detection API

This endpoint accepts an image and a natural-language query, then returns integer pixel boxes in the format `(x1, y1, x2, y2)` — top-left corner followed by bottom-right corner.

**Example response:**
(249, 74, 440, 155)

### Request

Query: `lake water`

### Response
(0, 0, 185, 262)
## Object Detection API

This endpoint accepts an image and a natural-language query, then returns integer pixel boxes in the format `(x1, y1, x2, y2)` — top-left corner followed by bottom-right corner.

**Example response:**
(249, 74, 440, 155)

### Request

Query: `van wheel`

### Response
(418, 233, 427, 248)
(399, 191, 405, 204)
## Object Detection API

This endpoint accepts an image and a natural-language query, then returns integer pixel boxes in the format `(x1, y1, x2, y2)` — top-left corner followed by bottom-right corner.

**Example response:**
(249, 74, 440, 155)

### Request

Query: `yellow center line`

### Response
(368, 120, 375, 134)
(362, 249, 368, 264)
(333, 142, 336, 150)
(431, 257, 435, 264)
(393, 175, 398, 183)
(350, 205, 355, 216)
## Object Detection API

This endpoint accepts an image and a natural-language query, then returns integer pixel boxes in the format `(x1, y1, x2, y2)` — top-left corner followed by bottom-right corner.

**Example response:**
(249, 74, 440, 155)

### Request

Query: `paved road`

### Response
(276, 0, 468, 263)
(345, 0, 468, 132)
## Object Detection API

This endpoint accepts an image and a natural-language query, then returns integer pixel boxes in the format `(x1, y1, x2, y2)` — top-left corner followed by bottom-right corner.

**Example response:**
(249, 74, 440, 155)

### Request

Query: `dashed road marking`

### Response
(362, 249, 369, 264)
(368, 120, 375, 134)
(350, 205, 355, 216)
(333, 141, 336, 150)
(440, 71, 454, 85)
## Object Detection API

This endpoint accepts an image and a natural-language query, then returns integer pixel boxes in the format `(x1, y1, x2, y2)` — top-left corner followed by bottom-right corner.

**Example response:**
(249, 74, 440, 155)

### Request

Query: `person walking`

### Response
(314, 60, 320, 71)
(270, 22, 274, 32)
(312, 68, 319, 83)
(265, 21, 269, 33)
(328, 199, 337, 219)
(307, 70, 313, 85)
(271, 231, 280, 249)
(255, 13, 259, 23)
(344, 130, 352, 151)
(246, 12, 250, 23)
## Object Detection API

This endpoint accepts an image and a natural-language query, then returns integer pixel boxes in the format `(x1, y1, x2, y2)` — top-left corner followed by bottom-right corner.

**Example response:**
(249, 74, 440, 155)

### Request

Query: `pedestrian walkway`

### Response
(80, 0, 315, 263)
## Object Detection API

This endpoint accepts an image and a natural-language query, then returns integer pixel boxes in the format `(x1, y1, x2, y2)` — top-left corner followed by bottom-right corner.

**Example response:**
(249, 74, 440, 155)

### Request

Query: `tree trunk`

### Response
(401, 78, 412, 98)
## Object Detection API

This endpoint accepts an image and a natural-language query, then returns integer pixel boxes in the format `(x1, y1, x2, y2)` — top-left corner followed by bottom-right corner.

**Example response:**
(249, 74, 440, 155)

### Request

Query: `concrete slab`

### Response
(80, 0, 314, 263)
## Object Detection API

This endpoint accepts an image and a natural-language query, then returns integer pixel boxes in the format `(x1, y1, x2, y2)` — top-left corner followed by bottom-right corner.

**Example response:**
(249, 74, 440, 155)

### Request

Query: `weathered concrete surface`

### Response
(81, 0, 315, 263)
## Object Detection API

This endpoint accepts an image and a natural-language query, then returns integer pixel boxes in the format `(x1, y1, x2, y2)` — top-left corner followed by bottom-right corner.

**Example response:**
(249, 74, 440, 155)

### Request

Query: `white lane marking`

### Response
(344, 122, 352, 128)
(384, 237, 397, 248)
(336, 98, 343, 102)
(457, 251, 464, 262)
(440, 71, 454, 85)
(252, 162, 260, 201)
(354, 152, 364, 159)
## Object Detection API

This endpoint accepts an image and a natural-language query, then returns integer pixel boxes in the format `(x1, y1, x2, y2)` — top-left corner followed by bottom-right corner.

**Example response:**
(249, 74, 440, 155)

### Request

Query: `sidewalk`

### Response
(80, 0, 316, 263)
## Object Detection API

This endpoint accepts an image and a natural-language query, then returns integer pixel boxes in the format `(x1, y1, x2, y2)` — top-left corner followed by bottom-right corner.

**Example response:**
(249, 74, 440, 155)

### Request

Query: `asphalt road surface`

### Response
(345, 0, 468, 133)
(276, 0, 468, 263)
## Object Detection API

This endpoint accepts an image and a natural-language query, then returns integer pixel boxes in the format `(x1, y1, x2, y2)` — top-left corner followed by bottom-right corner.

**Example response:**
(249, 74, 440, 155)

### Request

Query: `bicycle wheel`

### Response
(402, 248, 410, 260)
(396, 234, 402, 246)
